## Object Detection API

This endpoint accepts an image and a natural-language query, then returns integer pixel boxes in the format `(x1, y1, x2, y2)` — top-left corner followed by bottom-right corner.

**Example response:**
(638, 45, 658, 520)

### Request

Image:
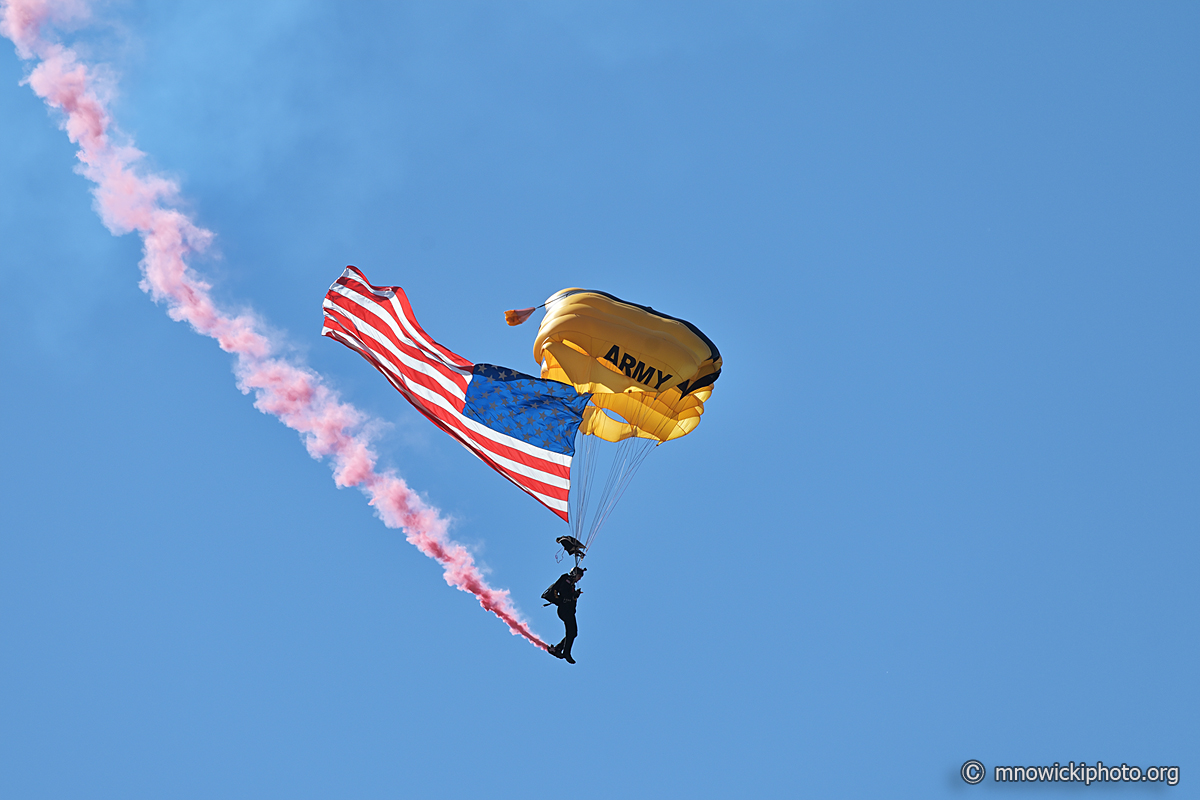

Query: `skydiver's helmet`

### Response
(569, 566, 586, 581)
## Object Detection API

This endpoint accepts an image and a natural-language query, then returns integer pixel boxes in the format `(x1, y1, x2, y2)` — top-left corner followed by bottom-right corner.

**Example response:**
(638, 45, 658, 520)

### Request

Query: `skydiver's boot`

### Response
(547, 643, 564, 659)
(563, 651, 576, 665)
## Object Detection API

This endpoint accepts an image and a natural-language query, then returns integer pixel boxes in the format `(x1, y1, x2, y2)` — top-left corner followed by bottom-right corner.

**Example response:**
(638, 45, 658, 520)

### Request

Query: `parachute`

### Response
(324, 271, 719, 557)
(509, 289, 721, 553)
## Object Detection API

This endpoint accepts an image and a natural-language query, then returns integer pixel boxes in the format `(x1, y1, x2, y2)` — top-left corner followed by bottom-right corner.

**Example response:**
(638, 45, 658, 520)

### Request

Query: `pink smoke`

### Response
(2, 0, 549, 650)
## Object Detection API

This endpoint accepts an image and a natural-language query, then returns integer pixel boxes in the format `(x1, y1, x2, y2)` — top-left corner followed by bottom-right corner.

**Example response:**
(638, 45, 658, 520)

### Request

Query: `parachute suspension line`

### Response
(569, 394, 660, 553)
(583, 436, 655, 551)
(596, 394, 658, 548)
(569, 427, 602, 542)
(584, 436, 629, 543)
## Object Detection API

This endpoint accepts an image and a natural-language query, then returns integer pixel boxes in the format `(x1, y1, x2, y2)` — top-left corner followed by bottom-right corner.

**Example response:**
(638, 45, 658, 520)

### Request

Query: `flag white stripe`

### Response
(337, 268, 471, 372)
(326, 294, 470, 402)
(338, 303, 576, 472)
(382, 378, 572, 508)
(323, 271, 577, 520)
(324, 287, 470, 392)
(368, 354, 572, 482)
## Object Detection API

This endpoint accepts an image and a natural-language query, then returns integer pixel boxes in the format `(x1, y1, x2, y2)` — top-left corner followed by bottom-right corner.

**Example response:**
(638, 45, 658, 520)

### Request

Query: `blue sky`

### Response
(1, 2, 1196, 797)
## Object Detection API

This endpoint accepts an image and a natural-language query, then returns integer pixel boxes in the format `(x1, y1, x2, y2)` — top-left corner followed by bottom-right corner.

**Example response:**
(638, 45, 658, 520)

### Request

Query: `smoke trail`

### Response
(1, 0, 549, 650)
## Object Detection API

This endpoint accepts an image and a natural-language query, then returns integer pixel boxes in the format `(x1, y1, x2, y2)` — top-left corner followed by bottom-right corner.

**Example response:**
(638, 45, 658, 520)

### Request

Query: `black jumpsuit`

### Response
(548, 573, 581, 659)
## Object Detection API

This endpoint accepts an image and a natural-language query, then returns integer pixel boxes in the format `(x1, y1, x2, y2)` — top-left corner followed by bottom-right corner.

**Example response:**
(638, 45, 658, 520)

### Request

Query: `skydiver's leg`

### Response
(557, 603, 578, 659)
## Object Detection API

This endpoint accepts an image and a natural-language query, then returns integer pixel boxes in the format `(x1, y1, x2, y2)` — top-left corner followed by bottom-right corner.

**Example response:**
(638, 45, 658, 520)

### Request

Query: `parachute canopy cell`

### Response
(532, 289, 722, 443)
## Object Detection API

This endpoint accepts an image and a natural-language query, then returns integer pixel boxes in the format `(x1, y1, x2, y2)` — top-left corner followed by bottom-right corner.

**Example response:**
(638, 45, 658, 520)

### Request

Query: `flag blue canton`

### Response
(462, 364, 592, 455)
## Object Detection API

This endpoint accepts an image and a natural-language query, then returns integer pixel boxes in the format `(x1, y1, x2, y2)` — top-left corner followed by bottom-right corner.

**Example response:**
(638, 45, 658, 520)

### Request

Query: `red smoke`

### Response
(1, 0, 548, 650)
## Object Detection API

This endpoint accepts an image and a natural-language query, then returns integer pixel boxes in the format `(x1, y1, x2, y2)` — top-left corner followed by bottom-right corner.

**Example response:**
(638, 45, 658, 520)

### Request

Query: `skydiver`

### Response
(542, 566, 584, 664)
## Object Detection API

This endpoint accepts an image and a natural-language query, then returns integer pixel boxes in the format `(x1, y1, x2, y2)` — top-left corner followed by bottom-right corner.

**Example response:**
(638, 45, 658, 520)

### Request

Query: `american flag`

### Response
(321, 266, 591, 521)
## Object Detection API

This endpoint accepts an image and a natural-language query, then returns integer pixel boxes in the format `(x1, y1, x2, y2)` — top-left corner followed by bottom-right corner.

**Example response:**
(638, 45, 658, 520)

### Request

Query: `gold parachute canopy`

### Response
(530, 289, 721, 443)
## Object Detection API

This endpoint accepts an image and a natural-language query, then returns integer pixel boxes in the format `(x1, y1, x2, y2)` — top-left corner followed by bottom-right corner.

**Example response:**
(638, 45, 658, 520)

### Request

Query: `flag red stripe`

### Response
(323, 300, 469, 409)
(322, 302, 570, 482)
(321, 267, 574, 520)
(325, 287, 470, 396)
(337, 271, 473, 370)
